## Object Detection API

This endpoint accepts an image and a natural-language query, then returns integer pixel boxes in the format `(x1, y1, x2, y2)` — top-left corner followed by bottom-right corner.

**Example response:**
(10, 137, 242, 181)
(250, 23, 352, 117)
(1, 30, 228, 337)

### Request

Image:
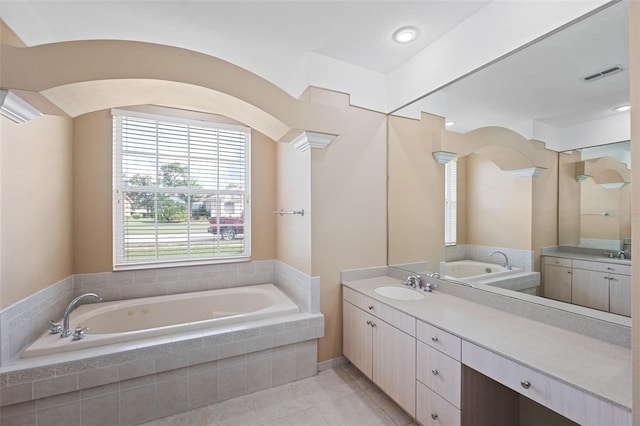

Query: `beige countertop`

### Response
(543, 251, 631, 266)
(342, 276, 631, 411)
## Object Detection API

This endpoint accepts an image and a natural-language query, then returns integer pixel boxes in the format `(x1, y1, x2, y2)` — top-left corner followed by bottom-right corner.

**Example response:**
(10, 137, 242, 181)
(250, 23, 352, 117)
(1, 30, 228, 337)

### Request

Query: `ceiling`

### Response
(0, 0, 627, 148)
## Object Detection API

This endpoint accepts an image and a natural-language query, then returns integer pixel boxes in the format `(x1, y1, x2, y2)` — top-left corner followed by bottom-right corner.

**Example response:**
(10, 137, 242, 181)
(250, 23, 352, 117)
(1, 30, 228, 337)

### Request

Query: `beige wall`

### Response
(276, 143, 311, 275)
(465, 154, 532, 250)
(531, 146, 558, 273)
(580, 179, 624, 240)
(558, 151, 581, 246)
(1, 115, 74, 308)
(388, 113, 445, 270)
(630, 0, 640, 420)
(312, 104, 388, 362)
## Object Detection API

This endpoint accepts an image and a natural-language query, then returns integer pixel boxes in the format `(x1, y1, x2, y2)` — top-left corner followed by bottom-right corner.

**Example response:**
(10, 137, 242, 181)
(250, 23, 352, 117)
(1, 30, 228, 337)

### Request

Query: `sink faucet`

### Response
(617, 251, 627, 260)
(61, 293, 102, 338)
(405, 275, 421, 288)
(489, 251, 512, 270)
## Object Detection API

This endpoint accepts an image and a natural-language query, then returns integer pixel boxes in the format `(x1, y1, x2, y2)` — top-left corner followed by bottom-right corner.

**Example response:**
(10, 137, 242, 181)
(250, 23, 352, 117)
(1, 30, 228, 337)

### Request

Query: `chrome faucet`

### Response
(60, 293, 102, 338)
(489, 251, 512, 270)
(405, 275, 421, 288)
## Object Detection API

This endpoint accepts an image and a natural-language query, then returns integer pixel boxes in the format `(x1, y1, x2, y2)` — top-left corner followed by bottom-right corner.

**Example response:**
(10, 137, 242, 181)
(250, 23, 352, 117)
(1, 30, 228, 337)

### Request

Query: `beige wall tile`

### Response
(77, 367, 118, 390)
(0, 382, 33, 406)
(247, 358, 272, 393)
(155, 377, 189, 418)
(33, 375, 78, 399)
(218, 364, 247, 401)
(80, 393, 120, 426)
(188, 370, 219, 409)
(38, 401, 81, 426)
(120, 384, 155, 426)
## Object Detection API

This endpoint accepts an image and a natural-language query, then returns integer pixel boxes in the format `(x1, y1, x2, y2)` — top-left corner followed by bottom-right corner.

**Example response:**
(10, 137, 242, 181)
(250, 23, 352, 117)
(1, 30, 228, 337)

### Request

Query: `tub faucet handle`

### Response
(48, 320, 62, 335)
(72, 326, 89, 341)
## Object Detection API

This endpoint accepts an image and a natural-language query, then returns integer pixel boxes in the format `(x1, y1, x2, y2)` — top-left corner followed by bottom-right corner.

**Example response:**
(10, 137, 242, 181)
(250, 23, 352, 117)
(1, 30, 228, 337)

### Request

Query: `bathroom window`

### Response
(444, 159, 457, 246)
(112, 109, 251, 269)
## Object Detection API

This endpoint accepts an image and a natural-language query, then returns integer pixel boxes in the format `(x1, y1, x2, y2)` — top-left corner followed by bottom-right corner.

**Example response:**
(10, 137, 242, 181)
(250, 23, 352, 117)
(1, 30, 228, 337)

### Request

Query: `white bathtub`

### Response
(22, 283, 299, 358)
(445, 260, 523, 281)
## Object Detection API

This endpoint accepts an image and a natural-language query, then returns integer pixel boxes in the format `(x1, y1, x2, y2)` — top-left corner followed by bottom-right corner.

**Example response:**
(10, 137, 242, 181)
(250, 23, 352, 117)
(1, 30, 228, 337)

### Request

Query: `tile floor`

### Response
(143, 363, 417, 426)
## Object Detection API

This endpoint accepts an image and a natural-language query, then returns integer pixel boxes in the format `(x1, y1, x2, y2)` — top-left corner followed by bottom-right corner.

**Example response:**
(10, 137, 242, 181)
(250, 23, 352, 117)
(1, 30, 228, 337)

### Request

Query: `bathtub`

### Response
(444, 260, 523, 281)
(22, 283, 299, 358)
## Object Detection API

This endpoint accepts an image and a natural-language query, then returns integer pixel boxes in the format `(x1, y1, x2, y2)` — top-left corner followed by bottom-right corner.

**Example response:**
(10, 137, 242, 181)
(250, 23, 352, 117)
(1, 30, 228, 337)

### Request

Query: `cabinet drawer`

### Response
(416, 381, 461, 426)
(417, 341, 461, 407)
(462, 341, 631, 426)
(417, 321, 461, 361)
(544, 256, 571, 268)
(343, 286, 415, 336)
(572, 259, 631, 275)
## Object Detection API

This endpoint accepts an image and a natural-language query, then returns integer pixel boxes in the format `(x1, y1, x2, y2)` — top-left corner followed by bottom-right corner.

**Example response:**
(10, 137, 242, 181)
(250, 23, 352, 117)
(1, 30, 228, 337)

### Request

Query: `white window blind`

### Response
(112, 109, 251, 269)
(445, 159, 457, 246)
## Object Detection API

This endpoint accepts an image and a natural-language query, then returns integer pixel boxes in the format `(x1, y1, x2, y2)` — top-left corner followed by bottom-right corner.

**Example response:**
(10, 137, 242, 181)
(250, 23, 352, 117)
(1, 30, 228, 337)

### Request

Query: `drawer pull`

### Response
(521, 380, 531, 389)
(370, 321, 376, 327)
(431, 336, 439, 342)
(368, 305, 374, 310)
(555, 260, 560, 264)
(431, 369, 439, 376)
(431, 414, 438, 420)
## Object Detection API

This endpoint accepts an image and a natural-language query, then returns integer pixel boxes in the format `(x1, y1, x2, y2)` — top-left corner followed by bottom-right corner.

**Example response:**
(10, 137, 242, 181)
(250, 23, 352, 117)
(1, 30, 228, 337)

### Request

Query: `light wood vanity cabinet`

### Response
(416, 321, 462, 426)
(543, 257, 572, 303)
(543, 256, 631, 315)
(342, 286, 416, 416)
(462, 341, 631, 426)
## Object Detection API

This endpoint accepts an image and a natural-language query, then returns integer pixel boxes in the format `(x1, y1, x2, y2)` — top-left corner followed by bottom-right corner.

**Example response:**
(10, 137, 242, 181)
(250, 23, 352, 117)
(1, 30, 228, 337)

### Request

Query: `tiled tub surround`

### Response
(0, 260, 323, 424)
(0, 316, 322, 425)
(1, 259, 318, 364)
(445, 244, 534, 272)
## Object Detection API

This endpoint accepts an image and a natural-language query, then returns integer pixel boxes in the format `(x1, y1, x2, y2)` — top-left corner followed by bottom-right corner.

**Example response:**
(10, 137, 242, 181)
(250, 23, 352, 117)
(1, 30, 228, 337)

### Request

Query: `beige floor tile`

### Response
(266, 407, 329, 426)
(190, 395, 258, 425)
(341, 363, 375, 390)
(248, 381, 315, 423)
(318, 390, 397, 426)
(365, 386, 414, 426)
(299, 366, 361, 404)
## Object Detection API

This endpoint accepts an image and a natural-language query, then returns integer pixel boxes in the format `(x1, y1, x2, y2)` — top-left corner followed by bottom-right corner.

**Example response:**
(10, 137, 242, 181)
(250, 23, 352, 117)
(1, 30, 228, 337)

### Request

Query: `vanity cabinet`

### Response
(416, 321, 461, 426)
(542, 256, 631, 315)
(462, 341, 631, 426)
(342, 286, 416, 416)
(543, 257, 572, 303)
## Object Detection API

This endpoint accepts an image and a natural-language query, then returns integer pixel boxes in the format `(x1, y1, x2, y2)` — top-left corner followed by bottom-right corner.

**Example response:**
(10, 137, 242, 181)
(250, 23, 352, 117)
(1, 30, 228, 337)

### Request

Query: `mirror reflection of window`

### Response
(445, 159, 457, 246)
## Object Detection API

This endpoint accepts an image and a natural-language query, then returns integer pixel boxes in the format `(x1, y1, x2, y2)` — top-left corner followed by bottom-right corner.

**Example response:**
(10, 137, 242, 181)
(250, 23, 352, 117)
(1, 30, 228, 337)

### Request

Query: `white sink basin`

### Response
(374, 286, 424, 301)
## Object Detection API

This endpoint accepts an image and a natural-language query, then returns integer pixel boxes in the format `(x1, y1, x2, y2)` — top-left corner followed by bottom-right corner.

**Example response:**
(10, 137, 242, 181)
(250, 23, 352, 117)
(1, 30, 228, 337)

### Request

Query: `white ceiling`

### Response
(0, 0, 625, 148)
(0, 1, 488, 89)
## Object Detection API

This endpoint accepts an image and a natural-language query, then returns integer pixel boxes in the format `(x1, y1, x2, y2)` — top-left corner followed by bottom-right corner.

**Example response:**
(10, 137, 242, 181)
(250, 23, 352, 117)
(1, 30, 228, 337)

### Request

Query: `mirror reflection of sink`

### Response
(374, 286, 425, 301)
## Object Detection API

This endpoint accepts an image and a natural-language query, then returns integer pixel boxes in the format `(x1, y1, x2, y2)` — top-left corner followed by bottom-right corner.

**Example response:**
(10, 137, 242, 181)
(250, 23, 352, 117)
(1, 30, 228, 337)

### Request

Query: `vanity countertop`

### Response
(543, 251, 631, 266)
(342, 276, 631, 411)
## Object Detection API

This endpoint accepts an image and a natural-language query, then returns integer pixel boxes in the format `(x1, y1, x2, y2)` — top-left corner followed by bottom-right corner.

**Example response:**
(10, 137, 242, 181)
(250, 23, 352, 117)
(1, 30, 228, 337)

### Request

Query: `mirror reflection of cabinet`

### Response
(542, 256, 631, 316)
(543, 257, 572, 303)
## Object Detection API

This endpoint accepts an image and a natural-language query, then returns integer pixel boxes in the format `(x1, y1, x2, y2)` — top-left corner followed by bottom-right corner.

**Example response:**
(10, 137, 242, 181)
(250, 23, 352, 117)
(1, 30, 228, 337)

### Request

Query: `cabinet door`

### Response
(543, 265, 572, 303)
(343, 300, 373, 378)
(372, 318, 416, 416)
(571, 269, 609, 311)
(609, 273, 631, 316)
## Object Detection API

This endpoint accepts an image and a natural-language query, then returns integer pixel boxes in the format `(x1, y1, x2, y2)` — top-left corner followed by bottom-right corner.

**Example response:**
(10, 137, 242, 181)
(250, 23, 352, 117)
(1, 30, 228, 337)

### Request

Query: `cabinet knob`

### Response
(431, 414, 438, 420)
(368, 305, 374, 310)
(555, 260, 560, 264)
(431, 369, 439, 376)
(366, 320, 371, 325)
(431, 336, 439, 342)
(567, 271, 571, 274)
(521, 380, 531, 389)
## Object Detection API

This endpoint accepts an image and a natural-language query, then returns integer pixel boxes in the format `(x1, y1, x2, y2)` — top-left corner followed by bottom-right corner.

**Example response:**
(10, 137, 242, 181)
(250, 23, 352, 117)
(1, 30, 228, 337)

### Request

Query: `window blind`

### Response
(112, 109, 251, 269)
(445, 159, 457, 246)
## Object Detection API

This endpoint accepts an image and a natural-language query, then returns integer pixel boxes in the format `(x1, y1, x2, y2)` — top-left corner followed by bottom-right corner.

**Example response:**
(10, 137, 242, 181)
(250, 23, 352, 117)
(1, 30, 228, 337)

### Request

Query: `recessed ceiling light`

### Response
(445, 121, 455, 127)
(392, 26, 419, 44)
(613, 105, 631, 112)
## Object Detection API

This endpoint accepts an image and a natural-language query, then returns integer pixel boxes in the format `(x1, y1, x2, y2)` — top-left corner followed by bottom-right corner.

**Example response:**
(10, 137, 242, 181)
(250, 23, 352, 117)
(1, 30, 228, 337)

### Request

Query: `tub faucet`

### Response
(61, 293, 102, 338)
(489, 251, 512, 270)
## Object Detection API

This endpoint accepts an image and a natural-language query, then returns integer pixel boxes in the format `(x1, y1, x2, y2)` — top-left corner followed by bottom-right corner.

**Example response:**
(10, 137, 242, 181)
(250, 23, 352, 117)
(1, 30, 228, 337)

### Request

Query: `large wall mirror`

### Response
(388, 0, 630, 325)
